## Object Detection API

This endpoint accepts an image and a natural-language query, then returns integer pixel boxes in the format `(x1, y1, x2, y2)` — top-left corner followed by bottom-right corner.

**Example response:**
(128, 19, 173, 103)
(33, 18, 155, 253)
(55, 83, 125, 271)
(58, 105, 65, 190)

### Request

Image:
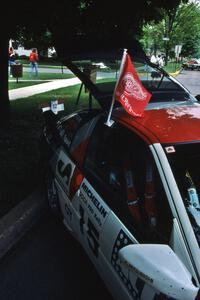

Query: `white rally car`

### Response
(41, 56, 200, 300)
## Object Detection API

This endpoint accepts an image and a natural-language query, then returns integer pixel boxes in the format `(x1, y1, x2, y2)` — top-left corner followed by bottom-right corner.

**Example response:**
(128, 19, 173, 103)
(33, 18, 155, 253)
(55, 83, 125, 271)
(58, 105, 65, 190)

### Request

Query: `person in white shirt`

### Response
(157, 54, 164, 67)
(150, 54, 158, 65)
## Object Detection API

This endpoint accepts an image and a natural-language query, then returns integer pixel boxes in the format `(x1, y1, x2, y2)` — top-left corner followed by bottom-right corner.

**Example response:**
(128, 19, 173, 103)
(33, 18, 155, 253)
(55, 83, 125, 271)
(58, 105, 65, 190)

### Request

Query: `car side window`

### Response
(58, 114, 84, 148)
(83, 118, 125, 214)
(58, 110, 100, 149)
(84, 118, 173, 244)
(124, 146, 173, 244)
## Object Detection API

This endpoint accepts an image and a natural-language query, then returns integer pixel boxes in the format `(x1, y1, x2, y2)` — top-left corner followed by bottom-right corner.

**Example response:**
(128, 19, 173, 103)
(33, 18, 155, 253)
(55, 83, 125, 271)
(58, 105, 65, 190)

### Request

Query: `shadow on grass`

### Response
(0, 84, 98, 217)
(0, 109, 43, 217)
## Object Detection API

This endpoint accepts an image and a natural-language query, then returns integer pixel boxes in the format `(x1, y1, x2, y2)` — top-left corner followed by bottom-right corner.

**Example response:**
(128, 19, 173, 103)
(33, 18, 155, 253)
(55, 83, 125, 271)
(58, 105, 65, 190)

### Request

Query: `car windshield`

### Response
(74, 58, 194, 103)
(165, 142, 200, 246)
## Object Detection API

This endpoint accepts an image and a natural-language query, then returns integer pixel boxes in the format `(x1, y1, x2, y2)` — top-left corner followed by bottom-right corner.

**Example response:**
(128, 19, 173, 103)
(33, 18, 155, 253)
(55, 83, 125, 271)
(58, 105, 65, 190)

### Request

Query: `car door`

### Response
(59, 114, 197, 300)
(53, 110, 100, 229)
(67, 117, 138, 300)
(68, 116, 175, 299)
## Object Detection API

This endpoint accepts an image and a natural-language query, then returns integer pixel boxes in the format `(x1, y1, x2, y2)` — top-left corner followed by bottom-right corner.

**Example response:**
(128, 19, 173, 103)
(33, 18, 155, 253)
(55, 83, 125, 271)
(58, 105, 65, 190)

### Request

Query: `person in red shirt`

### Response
(8, 46, 16, 77)
(29, 48, 38, 77)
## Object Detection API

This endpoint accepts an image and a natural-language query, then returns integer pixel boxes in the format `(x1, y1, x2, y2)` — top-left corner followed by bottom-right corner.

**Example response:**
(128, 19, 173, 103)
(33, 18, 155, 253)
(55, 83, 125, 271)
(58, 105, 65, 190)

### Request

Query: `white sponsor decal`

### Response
(165, 146, 175, 153)
(41, 100, 64, 114)
(80, 180, 110, 230)
(56, 149, 75, 193)
(112, 230, 158, 300)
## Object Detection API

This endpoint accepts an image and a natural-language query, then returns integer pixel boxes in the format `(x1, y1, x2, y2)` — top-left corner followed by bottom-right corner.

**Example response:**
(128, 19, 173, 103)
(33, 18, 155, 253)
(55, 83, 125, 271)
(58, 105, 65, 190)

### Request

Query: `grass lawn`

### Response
(8, 72, 75, 90)
(163, 62, 182, 73)
(11, 72, 75, 81)
(0, 84, 99, 217)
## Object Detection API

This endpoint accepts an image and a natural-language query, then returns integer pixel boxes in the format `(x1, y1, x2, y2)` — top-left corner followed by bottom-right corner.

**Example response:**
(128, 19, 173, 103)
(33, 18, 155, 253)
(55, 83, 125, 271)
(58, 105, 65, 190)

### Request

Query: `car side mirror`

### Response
(41, 100, 65, 114)
(118, 244, 198, 299)
(195, 94, 200, 101)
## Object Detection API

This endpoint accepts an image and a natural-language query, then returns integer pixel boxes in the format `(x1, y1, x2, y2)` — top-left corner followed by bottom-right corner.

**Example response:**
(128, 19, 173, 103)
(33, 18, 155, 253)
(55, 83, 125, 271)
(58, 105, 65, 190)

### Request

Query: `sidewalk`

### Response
(9, 77, 81, 100)
(0, 186, 47, 260)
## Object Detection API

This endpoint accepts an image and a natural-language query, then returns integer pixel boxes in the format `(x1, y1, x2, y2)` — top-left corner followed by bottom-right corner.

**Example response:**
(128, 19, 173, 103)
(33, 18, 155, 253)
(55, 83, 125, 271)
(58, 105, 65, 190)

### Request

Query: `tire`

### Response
(45, 170, 62, 218)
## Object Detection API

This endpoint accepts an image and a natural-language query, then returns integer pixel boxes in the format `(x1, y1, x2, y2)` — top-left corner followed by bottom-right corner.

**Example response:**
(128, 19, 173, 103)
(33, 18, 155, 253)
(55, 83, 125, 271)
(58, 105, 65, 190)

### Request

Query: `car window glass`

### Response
(58, 110, 100, 149)
(84, 118, 124, 193)
(118, 131, 173, 244)
(84, 119, 173, 244)
(166, 142, 200, 247)
(95, 61, 183, 93)
(59, 115, 81, 147)
(73, 58, 192, 105)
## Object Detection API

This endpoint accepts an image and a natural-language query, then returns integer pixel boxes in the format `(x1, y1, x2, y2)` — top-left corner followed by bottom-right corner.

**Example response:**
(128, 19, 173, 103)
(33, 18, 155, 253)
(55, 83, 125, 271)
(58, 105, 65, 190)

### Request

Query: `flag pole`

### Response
(105, 48, 127, 127)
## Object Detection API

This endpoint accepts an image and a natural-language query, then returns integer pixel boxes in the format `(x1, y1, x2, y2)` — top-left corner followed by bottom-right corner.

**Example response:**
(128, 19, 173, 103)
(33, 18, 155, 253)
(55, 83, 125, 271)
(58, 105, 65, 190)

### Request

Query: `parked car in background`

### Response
(182, 58, 200, 70)
(92, 62, 110, 70)
(41, 55, 200, 300)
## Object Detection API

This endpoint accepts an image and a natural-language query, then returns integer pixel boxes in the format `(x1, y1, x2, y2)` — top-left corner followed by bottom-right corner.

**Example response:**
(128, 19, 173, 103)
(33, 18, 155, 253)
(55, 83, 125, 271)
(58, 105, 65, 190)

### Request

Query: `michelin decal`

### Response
(79, 179, 110, 230)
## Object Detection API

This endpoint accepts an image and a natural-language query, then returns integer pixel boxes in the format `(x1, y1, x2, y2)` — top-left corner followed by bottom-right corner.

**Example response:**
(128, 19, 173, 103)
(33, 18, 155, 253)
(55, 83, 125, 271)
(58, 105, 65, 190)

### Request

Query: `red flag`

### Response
(115, 53, 151, 117)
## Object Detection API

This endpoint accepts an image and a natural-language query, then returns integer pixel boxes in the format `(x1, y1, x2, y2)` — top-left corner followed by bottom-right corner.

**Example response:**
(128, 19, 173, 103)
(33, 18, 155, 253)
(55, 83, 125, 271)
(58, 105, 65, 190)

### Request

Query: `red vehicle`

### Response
(41, 55, 200, 300)
(182, 58, 200, 70)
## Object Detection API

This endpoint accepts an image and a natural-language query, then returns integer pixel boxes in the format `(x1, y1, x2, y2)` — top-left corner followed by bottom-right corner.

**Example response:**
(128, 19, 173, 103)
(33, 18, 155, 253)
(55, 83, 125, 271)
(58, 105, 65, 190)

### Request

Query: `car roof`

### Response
(188, 58, 200, 63)
(113, 102, 200, 144)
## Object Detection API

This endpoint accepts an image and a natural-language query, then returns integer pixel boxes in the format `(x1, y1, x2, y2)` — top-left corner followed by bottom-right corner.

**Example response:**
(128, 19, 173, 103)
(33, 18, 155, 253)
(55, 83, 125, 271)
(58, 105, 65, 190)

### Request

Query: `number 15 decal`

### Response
(79, 205, 100, 258)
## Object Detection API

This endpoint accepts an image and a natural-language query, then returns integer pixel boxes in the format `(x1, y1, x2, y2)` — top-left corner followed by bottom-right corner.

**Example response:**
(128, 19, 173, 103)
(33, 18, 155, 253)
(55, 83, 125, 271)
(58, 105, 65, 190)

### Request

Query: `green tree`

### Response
(0, 0, 184, 123)
(15, 28, 54, 58)
(140, 1, 200, 62)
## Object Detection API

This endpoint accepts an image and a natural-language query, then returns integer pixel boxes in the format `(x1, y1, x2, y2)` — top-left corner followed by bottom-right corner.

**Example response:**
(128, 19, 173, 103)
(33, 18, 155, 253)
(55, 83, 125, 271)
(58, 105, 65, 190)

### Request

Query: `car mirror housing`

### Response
(118, 244, 198, 300)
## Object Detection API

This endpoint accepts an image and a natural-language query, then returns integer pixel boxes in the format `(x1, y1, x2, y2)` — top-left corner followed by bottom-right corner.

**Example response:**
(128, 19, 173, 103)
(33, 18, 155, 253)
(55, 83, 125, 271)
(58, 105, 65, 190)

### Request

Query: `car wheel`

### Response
(45, 170, 61, 218)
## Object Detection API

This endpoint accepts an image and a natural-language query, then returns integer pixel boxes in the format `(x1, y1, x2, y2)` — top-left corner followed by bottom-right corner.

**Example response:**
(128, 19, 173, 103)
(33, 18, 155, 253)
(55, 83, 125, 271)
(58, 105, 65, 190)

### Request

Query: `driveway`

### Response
(176, 70, 200, 96)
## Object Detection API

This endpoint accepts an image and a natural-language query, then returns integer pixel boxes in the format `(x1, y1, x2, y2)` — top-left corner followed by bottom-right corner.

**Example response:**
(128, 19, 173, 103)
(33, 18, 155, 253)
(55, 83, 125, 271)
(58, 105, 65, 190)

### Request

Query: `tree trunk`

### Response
(0, 34, 10, 125)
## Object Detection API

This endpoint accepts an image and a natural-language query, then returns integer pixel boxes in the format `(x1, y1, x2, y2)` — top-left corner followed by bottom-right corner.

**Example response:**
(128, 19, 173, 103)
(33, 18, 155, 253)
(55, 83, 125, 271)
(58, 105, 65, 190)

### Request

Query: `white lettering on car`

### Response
(82, 182, 108, 218)
(55, 148, 75, 194)
(79, 205, 100, 258)
(79, 180, 110, 231)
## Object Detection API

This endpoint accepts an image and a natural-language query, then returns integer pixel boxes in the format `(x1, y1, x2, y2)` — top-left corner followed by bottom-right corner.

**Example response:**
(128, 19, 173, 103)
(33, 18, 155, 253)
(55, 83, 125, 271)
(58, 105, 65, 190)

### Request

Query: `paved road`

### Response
(23, 66, 73, 74)
(0, 211, 113, 300)
(23, 66, 117, 79)
(176, 69, 200, 96)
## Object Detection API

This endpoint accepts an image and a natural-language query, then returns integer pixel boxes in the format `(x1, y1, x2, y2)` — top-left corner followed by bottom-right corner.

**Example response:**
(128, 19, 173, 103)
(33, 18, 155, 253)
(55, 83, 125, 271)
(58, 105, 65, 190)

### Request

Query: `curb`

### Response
(0, 185, 48, 259)
(169, 69, 182, 77)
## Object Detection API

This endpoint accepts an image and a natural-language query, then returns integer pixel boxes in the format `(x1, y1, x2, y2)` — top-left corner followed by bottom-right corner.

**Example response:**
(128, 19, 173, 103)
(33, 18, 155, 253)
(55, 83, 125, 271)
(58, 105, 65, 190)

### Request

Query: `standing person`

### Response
(29, 48, 38, 77)
(8, 46, 16, 77)
(150, 54, 158, 65)
(157, 54, 164, 68)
